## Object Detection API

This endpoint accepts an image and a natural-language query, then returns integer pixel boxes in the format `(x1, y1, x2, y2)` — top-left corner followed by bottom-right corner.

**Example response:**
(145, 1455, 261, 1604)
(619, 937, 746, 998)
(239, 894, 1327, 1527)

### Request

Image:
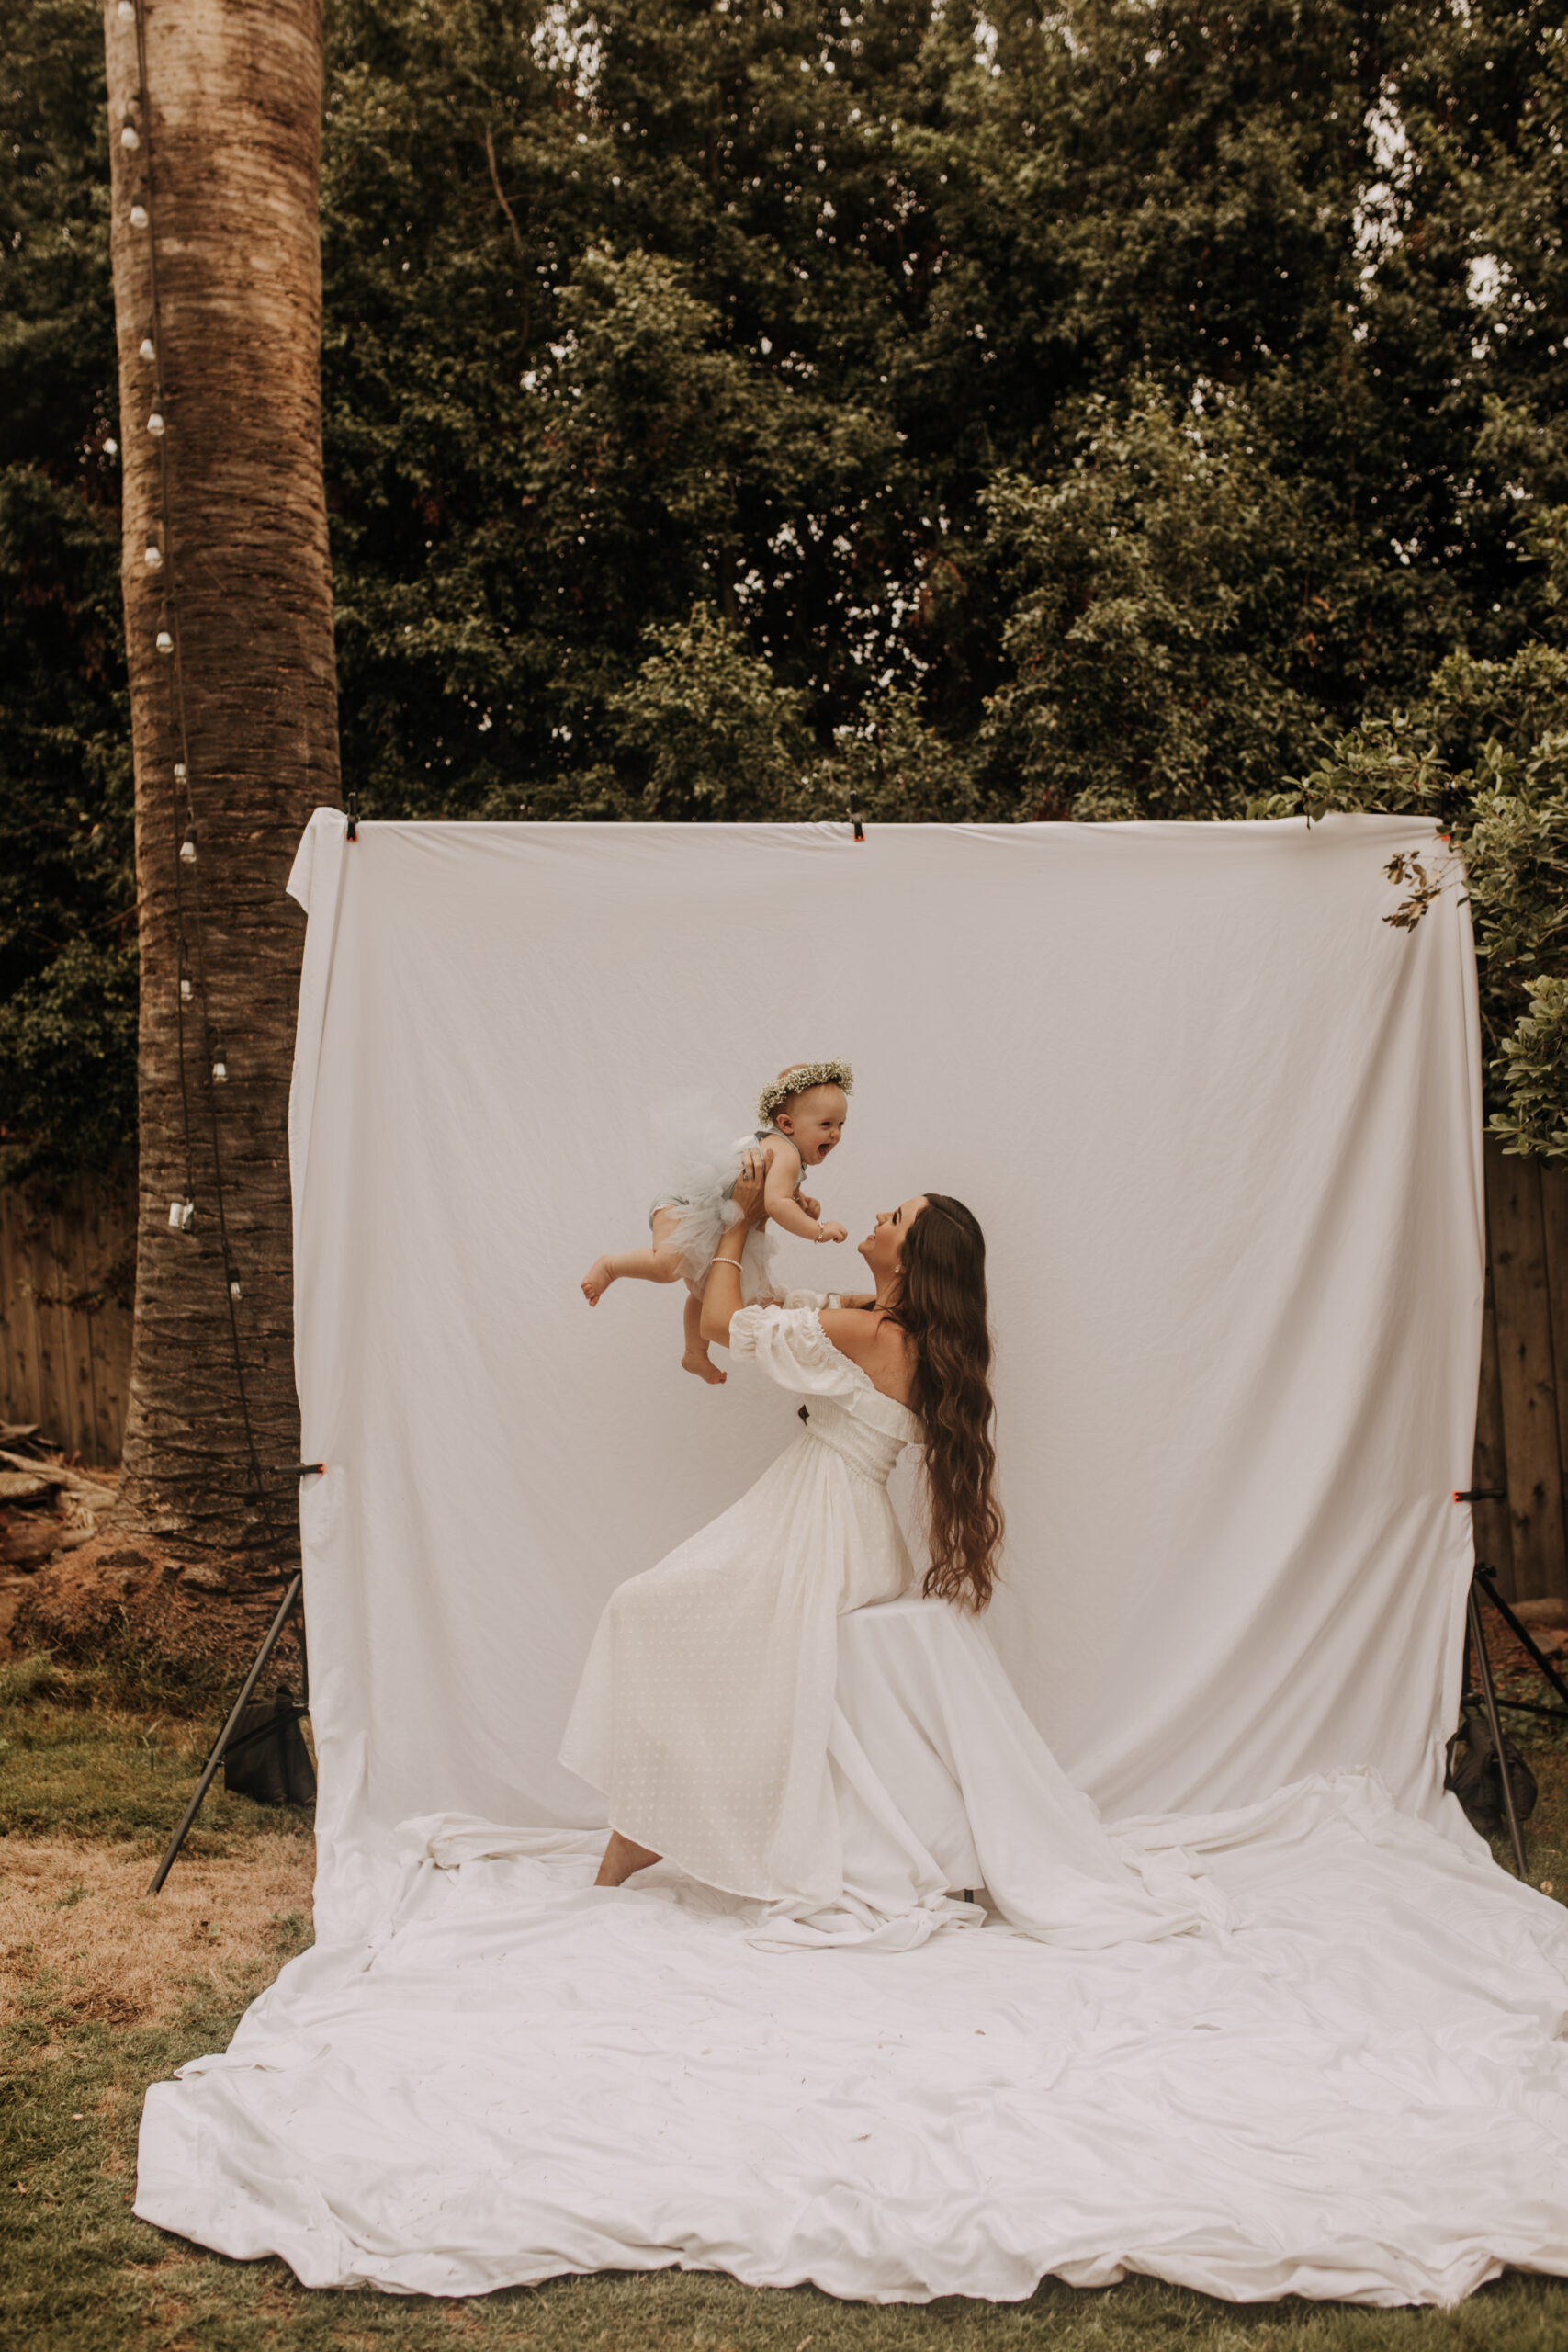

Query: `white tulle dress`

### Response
(649, 1110, 800, 1301)
(559, 1298, 917, 1903)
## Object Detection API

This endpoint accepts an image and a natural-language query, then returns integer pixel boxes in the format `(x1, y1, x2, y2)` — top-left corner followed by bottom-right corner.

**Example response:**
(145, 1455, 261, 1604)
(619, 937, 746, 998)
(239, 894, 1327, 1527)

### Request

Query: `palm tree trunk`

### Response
(103, 0, 338, 1591)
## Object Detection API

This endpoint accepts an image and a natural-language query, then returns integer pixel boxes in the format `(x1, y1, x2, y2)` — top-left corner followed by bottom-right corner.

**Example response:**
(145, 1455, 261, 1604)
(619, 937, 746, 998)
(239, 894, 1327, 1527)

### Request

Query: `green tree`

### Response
(1256, 511, 1568, 1158)
(0, 0, 134, 1183)
(6, 0, 1568, 1174)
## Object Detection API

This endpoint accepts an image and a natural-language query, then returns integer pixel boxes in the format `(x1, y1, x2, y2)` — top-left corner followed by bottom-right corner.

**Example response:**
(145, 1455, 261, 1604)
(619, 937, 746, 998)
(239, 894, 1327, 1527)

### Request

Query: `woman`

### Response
(559, 1154, 1002, 1902)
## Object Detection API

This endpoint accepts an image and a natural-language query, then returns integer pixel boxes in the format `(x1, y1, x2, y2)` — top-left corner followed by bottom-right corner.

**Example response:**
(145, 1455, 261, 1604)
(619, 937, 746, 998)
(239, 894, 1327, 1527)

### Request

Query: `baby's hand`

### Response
(816, 1220, 849, 1245)
(796, 1193, 821, 1221)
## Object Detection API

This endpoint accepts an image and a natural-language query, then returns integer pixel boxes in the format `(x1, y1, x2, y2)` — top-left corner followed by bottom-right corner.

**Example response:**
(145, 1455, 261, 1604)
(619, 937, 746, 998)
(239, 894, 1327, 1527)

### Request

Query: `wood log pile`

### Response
(0, 1424, 116, 1572)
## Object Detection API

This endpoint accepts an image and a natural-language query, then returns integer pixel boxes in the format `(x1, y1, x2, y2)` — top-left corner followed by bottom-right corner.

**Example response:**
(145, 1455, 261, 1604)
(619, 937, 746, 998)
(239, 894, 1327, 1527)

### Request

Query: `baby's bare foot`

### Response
(581, 1256, 616, 1305)
(682, 1348, 727, 1385)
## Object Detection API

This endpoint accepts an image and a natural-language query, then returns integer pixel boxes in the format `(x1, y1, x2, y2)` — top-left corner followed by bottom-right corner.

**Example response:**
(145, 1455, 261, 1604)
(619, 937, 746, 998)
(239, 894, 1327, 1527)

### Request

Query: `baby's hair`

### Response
(757, 1060, 854, 1125)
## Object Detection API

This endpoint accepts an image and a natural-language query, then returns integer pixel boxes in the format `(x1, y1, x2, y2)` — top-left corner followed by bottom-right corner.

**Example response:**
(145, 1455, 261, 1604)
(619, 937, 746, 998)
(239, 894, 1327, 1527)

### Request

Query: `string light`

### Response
(180, 978, 193, 1001)
(156, 627, 174, 653)
(140, 335, 155, 362)
(179, 834, 196, 861)
(147, 409, 164, 435)
(118, 1, 136, 17)
(212, 1055, 228, 1084)
(121, 125, 141, 151)
(144, 543, 163, 569)
(130, 203, 149, 228)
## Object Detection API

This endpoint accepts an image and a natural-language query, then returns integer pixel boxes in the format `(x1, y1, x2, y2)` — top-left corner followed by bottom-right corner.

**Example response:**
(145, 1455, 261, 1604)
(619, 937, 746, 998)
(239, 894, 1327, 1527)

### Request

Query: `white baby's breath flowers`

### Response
(756, 1060, 855, 1125)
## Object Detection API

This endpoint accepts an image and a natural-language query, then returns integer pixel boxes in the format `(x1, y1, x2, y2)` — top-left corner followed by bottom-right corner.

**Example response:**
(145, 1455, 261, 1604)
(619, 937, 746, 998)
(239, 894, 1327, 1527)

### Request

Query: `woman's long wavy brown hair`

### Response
(884, 1194, 1003, 1611)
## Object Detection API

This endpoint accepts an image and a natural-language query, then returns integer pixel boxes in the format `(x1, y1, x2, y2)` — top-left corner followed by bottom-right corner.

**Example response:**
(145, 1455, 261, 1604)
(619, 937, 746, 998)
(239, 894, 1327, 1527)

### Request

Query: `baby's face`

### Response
(777, 1085, 848, 1167)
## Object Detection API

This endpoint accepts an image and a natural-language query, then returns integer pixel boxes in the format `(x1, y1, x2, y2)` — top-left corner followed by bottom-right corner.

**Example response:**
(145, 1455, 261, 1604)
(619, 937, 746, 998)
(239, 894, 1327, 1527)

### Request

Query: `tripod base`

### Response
(147, 1571, 306, 1894)
(1462, 1582, 1529, 1878)
(1458, 1565, 1568, 1882)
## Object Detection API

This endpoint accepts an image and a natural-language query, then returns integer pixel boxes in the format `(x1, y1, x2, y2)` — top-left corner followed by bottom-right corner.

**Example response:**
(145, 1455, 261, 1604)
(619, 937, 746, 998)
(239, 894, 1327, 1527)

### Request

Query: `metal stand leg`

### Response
(146, 1571, 304, 1894)
(1474, 1566, 1568, 1717)
(1467, 1581, 1528, 1879)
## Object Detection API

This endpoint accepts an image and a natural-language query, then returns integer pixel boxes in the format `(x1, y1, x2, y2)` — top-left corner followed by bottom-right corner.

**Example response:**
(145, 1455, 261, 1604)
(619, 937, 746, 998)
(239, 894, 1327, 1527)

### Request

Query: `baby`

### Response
(581, 1060, 852, 1384)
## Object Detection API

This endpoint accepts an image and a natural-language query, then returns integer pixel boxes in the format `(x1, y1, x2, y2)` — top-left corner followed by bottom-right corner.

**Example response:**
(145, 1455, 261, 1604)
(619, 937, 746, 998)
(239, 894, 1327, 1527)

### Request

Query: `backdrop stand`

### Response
(1472, 1561, 1568, 1724)
(146, 1458, 321, 1895)
(1463, 1577, 1529, 1877)
(1452, 1487, 1568, 1880)
(146, 1570, 304, 1893)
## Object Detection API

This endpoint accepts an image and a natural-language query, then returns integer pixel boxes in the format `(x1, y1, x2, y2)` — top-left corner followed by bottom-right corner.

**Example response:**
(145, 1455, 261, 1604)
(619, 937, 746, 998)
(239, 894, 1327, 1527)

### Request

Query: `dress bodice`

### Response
(798, 1394, 907, 1487)
(728, 1299, 920, 1480)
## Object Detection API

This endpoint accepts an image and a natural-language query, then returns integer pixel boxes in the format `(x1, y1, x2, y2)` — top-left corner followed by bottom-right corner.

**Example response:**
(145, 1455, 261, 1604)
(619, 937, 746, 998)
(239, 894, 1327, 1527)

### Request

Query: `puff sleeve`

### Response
(727, 1304, 859, 1399)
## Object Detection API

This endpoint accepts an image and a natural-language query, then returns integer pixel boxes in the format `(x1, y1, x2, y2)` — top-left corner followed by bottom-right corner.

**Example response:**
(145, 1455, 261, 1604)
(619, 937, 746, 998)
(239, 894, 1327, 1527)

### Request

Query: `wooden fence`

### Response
(2, 1149, 1566, 1592)
(1474, 1140, 1568, 1602)
(0, 1170, 137, 1469)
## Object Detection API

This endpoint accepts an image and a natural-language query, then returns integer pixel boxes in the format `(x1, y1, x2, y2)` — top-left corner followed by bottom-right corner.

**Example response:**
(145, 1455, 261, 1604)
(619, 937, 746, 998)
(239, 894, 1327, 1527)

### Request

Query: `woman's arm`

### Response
(699, 1149, 770, 1347)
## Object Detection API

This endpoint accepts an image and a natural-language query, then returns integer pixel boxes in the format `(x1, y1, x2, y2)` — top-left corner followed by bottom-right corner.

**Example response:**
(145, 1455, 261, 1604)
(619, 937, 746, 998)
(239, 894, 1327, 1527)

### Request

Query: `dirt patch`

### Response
(6, 1533, 304, 1701)
(0, 1836, 314, 2035)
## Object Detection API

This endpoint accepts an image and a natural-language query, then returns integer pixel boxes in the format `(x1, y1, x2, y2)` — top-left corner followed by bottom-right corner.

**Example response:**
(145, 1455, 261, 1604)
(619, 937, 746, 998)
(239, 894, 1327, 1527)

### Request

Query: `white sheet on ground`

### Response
(130, 813, 1568, 2308)
(136, 1751, 1568, 2304)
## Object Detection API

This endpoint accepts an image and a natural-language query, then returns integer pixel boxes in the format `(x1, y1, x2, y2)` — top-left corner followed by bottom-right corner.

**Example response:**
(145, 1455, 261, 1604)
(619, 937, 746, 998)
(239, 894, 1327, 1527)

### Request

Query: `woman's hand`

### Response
(731, 1146, 773, 1228)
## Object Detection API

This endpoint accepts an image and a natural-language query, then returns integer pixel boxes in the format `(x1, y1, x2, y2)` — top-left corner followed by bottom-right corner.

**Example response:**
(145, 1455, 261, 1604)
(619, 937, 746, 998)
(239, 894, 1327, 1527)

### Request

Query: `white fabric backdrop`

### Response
(136, 810, 1568, 2313)
(283, 810, 1483, 1931)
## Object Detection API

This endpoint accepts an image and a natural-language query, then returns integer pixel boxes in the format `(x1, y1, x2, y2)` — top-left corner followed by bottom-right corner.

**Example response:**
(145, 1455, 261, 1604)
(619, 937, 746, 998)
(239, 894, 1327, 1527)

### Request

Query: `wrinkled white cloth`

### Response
(133, 811, 1550, 2309)
(559, 1302, 921, 1903)
(279, 812, 1484, 1871)
(134, 1766, 1568, 2305)
(779, 1593, 1225, 1951)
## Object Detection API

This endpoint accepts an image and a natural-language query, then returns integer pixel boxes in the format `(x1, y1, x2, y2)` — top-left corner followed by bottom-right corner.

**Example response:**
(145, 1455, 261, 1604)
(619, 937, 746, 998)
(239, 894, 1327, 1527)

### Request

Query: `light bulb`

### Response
(144, 543, 162, 568)
(174, 760, 186, 780)
(140, 335, 155, 362)
(212, 1057, 228, 1084)
(156, 628, 174, 653)
(147, 410, 164, 435)
(118, 2, 136, 18)
(229, 1279, 243, 1301)
(121, 126, 140, 151)
(179, 837, 197, 864)
(179, 978, 193, 1001)
(130, 203, 149, 228)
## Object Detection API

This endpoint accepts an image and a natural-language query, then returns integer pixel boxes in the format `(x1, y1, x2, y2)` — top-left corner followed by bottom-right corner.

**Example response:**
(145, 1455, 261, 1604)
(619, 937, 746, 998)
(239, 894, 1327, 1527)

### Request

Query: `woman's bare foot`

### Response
(595, 1829, 661, 1887)
(682, 1348, 727, 1385)
(581, 1255, 616, 1305)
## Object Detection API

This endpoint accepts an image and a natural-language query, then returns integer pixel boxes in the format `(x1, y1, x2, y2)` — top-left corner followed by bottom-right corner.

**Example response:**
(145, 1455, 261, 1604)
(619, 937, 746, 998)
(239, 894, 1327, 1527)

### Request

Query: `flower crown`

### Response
(757, 1060, 855, 1125)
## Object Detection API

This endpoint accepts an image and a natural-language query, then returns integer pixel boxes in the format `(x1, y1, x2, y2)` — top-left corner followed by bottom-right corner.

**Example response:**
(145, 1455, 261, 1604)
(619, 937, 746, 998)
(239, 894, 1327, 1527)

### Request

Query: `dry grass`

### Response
(1, 1834, 313, 2040)
(6, 1655, 1568, 2349)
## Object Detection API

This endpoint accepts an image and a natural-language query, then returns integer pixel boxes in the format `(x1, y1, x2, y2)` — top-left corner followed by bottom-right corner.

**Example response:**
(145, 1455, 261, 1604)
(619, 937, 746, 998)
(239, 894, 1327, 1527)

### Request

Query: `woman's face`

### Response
(858, 1196, 928, 1285)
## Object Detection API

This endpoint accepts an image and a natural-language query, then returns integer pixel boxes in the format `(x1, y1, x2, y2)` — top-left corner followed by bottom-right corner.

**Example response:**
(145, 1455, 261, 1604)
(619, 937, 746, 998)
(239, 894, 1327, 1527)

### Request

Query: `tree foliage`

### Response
(4, 0, 1567, 1168)
(0, 0, 135, 1182)
(1254, 514, 1568, 1155)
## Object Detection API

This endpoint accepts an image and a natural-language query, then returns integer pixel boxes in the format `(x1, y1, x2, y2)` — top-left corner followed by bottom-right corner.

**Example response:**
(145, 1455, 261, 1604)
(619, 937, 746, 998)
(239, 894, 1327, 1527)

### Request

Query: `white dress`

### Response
(559, 1300, 916, 1904)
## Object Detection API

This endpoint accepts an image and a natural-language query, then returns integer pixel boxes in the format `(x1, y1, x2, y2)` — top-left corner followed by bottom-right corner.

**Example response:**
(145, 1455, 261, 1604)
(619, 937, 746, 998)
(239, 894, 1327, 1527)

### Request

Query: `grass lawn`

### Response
(6, 1652, 1568, 2352)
